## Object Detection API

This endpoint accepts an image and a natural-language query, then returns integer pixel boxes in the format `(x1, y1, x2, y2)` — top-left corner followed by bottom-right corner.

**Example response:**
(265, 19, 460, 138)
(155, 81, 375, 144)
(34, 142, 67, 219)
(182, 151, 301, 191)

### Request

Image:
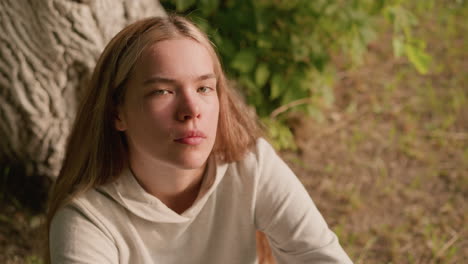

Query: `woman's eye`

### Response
(152, 89, 171, 95)
(198, 86, 213, 93)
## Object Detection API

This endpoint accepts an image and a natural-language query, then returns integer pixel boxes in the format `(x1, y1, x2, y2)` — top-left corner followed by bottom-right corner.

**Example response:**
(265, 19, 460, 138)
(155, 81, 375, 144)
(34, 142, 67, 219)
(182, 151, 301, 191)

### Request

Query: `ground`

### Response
(0, 1, 466, 264)
(285, 3, 467, 262)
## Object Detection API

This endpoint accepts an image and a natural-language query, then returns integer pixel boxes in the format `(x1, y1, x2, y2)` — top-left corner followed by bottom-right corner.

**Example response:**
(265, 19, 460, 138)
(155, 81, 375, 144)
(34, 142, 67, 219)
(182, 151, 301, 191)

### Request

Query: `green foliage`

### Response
(162, 0, 430, 149)
(261, 118, 297, 151)
(385, 4, 432, 74)
(25, 256, 43, 264)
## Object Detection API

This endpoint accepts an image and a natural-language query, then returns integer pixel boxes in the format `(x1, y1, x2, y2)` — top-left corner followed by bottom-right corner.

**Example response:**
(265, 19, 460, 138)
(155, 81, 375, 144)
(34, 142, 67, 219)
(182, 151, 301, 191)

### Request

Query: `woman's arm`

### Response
(49, 206, 119, 264)
(254, 139, 353, 264)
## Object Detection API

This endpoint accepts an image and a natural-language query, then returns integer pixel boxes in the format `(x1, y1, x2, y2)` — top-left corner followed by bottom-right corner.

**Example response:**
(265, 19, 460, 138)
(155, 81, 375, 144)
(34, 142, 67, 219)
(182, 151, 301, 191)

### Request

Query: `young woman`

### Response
(47, 15, 352, 264)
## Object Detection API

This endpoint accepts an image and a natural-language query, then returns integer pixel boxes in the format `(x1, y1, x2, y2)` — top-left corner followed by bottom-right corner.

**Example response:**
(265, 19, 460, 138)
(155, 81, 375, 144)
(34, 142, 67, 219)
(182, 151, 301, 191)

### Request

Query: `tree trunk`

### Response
(0, 0, 166, 179)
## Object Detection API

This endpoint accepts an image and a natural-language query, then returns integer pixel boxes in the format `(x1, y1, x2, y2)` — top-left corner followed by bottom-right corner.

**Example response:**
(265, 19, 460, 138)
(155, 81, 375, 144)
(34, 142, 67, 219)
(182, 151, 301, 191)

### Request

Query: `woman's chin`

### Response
(168, 155, 210, 171)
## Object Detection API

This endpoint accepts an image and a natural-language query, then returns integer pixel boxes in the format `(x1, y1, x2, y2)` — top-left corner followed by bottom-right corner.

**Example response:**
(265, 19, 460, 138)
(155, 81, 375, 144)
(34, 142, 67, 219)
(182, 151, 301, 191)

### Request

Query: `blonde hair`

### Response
(46, 15, 271, 263)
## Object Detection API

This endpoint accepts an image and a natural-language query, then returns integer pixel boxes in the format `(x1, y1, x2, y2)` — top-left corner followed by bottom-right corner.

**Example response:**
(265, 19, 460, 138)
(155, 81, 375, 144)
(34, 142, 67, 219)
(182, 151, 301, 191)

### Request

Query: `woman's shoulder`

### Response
(54, 186, 124, 229)
(73, 186, 118, 210)
(223, 137, 280, 184)
(49, 189, 121, 263)
(234, 137, 279, 170)
(252, 137, 273, 154)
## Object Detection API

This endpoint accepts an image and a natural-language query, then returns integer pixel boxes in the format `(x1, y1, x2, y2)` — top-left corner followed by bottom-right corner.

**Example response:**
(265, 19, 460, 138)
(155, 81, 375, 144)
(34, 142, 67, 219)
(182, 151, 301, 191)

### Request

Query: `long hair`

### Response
(46, 15, 273, 263)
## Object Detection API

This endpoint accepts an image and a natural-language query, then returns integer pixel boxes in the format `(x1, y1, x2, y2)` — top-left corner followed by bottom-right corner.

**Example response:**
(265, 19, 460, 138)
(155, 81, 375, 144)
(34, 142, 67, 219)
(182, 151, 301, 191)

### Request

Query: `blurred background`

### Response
(0, 0, 466, 263)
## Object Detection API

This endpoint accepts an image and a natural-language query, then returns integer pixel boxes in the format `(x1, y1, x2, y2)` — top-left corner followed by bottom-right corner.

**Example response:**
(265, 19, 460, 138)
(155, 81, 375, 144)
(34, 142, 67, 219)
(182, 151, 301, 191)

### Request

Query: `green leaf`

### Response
(257, 35, 273, 49)
(255, 63, 270, 87)
(405, 41, 432, 74)
(392, 36, 405, 57)
(239, 76, 262, 107)
(231, 50, 256, 73)
(239, 75, 256, 91)
(280, 86, 308, 106)
(175, 0, 196, 12)
(218, 38, 237, 59)
(270, 74, 285, 100)
(199, 0, 219, 15)
(306, 104, 325, 123)
(261, 118, 297, 151)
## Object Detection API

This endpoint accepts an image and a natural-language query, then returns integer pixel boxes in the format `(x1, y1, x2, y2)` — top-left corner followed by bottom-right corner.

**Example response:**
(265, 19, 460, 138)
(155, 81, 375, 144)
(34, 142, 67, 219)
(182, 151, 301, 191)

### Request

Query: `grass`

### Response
(0, 163, 47, 263)
(287, 1, 467, 263)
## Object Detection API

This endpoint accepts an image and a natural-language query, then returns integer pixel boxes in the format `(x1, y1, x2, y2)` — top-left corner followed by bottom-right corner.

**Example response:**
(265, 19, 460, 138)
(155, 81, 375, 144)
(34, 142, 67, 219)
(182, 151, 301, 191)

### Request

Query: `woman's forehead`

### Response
(134, 38, 215, 81)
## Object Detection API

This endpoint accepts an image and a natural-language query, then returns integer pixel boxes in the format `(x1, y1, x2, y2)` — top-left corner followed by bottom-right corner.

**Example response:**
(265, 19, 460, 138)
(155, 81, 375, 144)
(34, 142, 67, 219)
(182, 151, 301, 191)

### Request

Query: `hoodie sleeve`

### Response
(254, 138, 353, 264)
(49, 205, 118, 264)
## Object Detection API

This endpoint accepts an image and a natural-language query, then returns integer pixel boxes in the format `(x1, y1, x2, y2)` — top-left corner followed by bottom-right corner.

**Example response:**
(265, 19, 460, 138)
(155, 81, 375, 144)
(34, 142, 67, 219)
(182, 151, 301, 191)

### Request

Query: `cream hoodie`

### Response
(50, 139, 352, 263)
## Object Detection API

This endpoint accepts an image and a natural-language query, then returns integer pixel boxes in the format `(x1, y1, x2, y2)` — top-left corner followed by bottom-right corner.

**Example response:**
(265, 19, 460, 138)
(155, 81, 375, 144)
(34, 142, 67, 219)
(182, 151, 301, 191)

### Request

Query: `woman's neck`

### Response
(129, 155, 207, 214)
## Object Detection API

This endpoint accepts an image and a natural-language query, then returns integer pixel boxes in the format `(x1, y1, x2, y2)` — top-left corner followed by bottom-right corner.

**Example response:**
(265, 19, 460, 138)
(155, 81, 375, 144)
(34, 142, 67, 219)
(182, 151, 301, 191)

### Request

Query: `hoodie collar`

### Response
(99, 156, 228, 223)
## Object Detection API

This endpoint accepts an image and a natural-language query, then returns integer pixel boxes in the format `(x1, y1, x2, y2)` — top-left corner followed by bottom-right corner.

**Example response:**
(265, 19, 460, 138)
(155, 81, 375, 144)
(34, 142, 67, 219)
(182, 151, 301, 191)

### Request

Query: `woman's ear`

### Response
(115, 107, 127, 131)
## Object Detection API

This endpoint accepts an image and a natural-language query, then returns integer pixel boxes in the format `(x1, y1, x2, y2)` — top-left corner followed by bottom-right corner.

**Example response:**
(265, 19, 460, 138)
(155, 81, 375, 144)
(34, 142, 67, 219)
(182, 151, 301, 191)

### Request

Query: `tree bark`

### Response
(0, 0, 166, 179)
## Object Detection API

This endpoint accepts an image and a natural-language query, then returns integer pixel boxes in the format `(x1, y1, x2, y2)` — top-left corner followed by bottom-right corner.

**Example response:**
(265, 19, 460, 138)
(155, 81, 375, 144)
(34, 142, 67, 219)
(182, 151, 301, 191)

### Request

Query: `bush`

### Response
(162, 0, 431, 149)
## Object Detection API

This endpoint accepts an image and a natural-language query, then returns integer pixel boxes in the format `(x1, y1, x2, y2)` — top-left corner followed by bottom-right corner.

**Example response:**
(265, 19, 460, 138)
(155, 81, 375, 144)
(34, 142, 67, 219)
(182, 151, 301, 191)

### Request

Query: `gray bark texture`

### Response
(0, 0, 166, 179)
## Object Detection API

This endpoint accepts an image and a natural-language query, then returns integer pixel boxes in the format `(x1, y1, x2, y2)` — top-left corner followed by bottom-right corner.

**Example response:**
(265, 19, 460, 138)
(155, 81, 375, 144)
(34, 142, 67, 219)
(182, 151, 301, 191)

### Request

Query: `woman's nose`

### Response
(176, 92, 201, 121)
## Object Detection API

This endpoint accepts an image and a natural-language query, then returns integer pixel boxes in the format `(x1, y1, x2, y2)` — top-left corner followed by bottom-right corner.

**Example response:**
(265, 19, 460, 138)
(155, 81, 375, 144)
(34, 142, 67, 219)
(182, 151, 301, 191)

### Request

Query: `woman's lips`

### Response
(174, 136, 204, 145)
(174, 130, 207, 145)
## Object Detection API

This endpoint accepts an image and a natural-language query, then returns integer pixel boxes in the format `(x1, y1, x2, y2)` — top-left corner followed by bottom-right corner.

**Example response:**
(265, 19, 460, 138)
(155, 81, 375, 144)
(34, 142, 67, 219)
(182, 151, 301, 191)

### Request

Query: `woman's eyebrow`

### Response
(196, 73, 217, 81)
(143, 73, 217, 85)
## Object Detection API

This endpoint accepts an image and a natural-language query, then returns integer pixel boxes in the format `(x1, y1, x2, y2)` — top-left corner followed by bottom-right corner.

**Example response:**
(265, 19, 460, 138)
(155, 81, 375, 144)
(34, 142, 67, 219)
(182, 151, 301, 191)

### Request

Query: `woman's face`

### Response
(115, 37, 219, 170)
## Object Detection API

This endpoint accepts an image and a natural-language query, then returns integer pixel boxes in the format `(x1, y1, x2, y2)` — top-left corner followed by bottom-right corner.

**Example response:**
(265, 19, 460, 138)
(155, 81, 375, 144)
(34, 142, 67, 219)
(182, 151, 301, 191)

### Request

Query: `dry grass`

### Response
(284, 2, 467, 263)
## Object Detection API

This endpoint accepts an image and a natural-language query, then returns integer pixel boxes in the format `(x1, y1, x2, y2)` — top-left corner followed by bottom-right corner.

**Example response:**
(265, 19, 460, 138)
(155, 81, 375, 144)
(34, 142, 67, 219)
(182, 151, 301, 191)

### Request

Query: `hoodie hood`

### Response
(98, 156, 228, 223)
